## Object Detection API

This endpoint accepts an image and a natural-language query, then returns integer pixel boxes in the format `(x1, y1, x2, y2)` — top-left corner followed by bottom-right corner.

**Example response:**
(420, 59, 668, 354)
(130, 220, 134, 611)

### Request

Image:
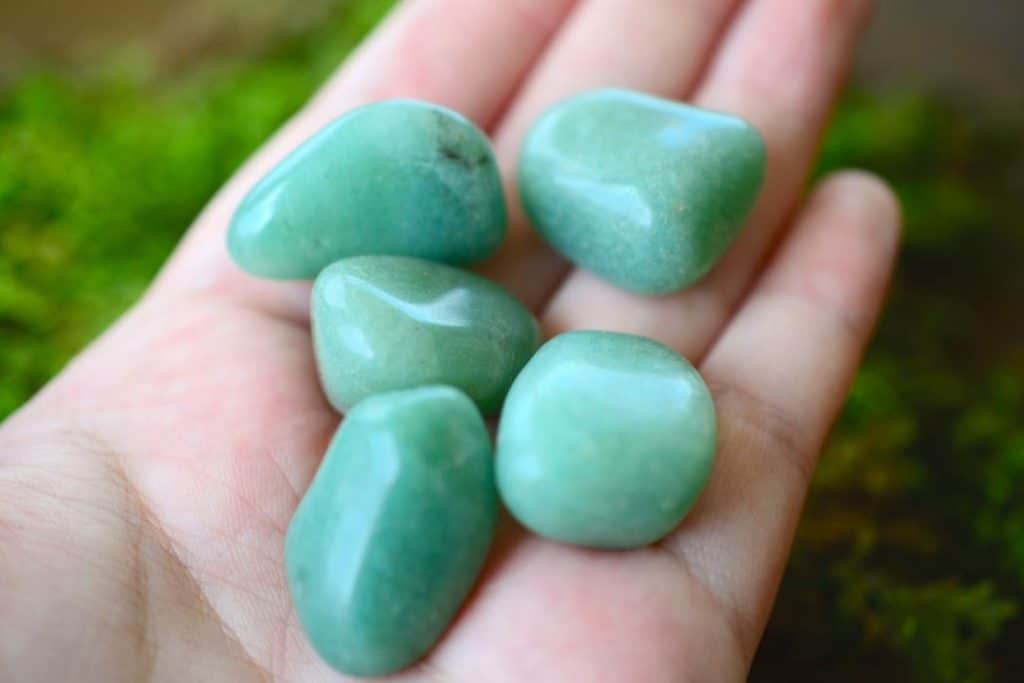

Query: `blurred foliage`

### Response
(0, 0, 395, 414)
(755, 93, 1024, 681)
(1, 1, 1023, 680)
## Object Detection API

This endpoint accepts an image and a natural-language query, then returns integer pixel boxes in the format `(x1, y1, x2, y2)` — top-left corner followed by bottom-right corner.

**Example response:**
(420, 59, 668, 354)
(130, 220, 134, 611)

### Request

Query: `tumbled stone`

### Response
(286, 386, 497, 677)
(519, 88, 765, 294)
(496, 331, 717, 549)
(312, 255, 540, 414)
(229, 99, 506, 278)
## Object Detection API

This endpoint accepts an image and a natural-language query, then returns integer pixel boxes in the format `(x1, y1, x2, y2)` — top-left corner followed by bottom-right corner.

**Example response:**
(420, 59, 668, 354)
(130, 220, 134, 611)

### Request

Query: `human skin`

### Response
(0, 1, 900, 681)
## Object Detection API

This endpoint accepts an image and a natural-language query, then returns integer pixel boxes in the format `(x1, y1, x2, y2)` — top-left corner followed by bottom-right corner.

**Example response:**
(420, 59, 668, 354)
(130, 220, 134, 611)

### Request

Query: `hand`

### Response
(0, 0, 899, 680)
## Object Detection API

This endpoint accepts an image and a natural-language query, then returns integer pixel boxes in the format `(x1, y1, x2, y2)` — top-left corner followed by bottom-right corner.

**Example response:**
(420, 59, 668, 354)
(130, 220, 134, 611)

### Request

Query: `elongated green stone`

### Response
(519, 88, 765, 294)
(228, 99, 506, 278)
(496, 331, 717, 549)
(286, 386, 497, 677)
(312, 255, 540, 414)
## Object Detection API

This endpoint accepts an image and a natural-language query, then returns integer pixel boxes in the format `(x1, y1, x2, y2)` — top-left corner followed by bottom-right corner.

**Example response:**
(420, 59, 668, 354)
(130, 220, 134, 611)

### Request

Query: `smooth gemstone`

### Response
(285, 386, 497, 677)
(519, 88, 765, 294)
(312, 255, 540, 414)
(496, 331, 717, 549)
(228, 99, 506, 278)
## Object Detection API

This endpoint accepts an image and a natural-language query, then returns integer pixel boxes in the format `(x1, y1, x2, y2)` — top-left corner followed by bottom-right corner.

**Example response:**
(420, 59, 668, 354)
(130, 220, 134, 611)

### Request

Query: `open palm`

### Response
(0, 1, 900, 681)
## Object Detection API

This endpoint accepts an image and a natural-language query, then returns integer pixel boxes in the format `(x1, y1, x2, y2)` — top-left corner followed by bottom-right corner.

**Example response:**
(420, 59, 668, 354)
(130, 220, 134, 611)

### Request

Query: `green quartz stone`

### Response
(496, 331, 717, 549)
(228, 99, 506, 279)
(285, 386, 497, 677)
(312, 255, 541, 414)
(519, 88, 765, 294)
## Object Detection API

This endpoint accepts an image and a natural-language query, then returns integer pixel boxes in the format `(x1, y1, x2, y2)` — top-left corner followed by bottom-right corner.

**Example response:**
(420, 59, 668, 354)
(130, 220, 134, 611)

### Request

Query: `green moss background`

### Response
(1, 1, 1022, 680)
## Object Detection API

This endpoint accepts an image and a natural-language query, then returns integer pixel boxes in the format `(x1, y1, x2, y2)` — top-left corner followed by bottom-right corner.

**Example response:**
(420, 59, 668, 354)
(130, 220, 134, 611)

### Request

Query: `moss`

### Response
(0, 0, 395, 417)
(754, 92, 1024, 682)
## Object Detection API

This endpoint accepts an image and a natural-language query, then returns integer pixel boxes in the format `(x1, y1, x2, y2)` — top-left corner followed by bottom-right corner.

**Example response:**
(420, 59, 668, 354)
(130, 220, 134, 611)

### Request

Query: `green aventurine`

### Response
(312, 255, 540, 414)
(497, 331, 717, 549)
(519, 88, 765, 294)
(229, 100, 506, 278)
(285, 386, 497, 676)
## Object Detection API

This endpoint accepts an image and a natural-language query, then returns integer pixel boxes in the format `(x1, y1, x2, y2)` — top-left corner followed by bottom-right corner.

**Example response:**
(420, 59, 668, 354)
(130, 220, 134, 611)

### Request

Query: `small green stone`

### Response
(312, 255, 540, 414)
(228, 99, 506, 279)
(285, 386, 497, 677)
(496, 331, 717, 549)
(519, 88, 765, 294)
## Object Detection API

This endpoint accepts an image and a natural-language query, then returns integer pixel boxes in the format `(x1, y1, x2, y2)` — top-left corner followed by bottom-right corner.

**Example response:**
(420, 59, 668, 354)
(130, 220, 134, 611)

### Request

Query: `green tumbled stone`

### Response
(228, 99, 506, 279)
(286, 386, 497, 677)
(312, 255, 540, 414)
(519, 88, 765, 294)
(496, 331, 717, 549)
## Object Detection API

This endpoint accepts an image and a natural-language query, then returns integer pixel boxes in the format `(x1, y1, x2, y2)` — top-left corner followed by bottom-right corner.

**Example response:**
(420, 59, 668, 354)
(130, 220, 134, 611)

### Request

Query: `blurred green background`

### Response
(1, 1, 1022, 680)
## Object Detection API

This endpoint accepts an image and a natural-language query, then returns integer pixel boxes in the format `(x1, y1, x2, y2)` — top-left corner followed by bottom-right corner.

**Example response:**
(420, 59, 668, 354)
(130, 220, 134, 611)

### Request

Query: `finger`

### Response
(544, 0, 876, 357)
(480, 0, 744, 308)
(152, 0, 578, 315)
(663, 171, 900, 658)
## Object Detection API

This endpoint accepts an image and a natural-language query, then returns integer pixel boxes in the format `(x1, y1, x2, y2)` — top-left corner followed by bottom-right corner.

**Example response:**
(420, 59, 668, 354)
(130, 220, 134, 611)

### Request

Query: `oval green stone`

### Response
(285, 386, 497, 677)
(496, 331, 717, 549)
(519, 88, 765, 294)
(312, 255, 541, 414)
(228, 99, 506, 279)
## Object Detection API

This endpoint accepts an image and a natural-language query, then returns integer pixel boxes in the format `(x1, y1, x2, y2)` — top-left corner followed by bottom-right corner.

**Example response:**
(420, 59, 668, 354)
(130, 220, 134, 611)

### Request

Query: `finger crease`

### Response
(706, 378, 816, 487)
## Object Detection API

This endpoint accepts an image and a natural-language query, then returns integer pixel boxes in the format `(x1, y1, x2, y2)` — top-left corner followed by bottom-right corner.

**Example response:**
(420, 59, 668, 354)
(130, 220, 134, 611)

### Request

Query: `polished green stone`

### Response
(519, 88, 765, 294)
(496, 331, 717, 549)
(285, 386, 497, 677)
(228, 99, 506, 279)
(312, 255, 540, 414)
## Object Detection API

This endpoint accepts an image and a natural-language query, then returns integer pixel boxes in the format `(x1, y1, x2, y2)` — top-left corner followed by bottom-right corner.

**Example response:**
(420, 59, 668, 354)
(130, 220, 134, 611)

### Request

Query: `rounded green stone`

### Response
(228, 99, 506, 279)
(496, 331, 717, 549)
(285, 386, 497, 677)
(519, 88, 765, 294)
(312, 255, 541, 414)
